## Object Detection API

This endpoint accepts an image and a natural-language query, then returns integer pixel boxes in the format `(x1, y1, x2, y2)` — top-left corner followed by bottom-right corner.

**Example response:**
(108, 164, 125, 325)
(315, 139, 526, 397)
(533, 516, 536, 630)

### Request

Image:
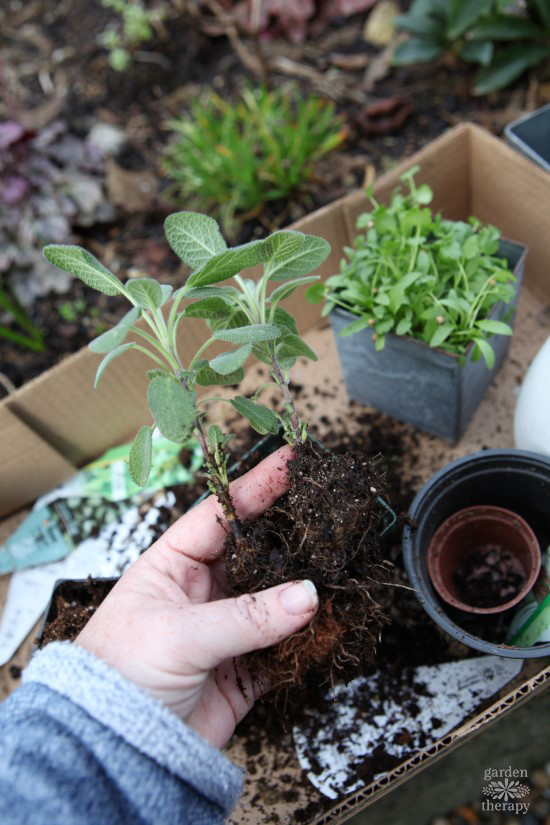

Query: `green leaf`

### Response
(339, 316, 372, 337)
(126, 277, 163, 309)
(459, 39, 493, 66)
(269, 275, 320, 305)
(469, 14, 542, 41)
(306, 282, 327, 303)
(273, 307, 298, 335)
(43, 245, 125, 296)
(264, 230, 305, 266)
(473, 44, 550, 95)
(472, 337, 495, 369)
(429, 323, 454, 348)
(213, 324, 281, 344)
(179, 285, 240, 300)
(396, 318, 412, 335)
(186, 240, 268, 288)
(392, 38, 446, 66)
(208, 424, 233, 452)
(448, 0, 493, 38)
(415, 183, 433, 204)
(527, 0, 550, 30)
(195, 365, 245, 386)
(439, 240, 462, 260)
(147, 376, 196, 443)
(276, 334, 318, 361)
(164, 212, 227, 270)
(268, 234, 331, 280)
(182, 297, 230, 319)
(148, 369, 170, 379)
(394, 12, 442, 38)
(160, 284, 173, 306)
(89, 307, 141, 354)
(128, 426, 153, 487)
(94, 342, 136, 388)
(475, 319, 513, 335)
(230, 396, 280, 435)
(209, 343, 252, 374)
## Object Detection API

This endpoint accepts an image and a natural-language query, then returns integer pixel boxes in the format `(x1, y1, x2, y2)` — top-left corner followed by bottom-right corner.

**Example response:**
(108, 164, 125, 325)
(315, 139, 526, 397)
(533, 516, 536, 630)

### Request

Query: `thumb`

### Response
(195, 580, 319, 668)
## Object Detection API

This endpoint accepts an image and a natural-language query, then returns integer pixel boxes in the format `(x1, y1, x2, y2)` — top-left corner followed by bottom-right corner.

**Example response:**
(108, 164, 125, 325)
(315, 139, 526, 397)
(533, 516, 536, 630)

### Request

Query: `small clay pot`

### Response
(427, 506, 541, 615)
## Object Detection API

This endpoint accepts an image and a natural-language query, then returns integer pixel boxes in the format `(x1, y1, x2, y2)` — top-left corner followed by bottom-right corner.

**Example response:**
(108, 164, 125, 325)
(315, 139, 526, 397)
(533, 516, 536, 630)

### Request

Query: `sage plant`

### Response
(43, 212, 329, 536)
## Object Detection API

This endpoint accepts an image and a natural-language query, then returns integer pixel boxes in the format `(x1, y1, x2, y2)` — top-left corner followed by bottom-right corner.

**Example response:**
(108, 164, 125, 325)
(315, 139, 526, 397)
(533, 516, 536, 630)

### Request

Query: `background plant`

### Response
(99, 0, 167, 71)
(162, 85, 346, 240)
(44, 212, 329, 536)
(307, 166, 516, 369)
(393, 0, 550, 95)
(0, 118, 113, 309)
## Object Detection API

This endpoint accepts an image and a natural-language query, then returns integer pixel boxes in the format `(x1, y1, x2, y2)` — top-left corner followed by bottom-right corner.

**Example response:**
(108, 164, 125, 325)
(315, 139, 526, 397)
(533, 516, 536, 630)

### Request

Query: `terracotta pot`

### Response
(427, 505, 541, 615)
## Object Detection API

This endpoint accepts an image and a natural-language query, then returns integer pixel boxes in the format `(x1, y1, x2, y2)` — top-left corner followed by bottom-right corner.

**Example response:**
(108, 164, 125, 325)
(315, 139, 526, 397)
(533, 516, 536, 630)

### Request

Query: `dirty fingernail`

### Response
(280, 580, 318, 615)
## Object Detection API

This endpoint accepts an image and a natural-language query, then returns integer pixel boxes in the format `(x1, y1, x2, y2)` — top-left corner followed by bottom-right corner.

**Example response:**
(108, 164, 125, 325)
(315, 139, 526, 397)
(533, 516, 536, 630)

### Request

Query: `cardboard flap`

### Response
(0, 407, 76, 518)
(343, 123, 471, 237)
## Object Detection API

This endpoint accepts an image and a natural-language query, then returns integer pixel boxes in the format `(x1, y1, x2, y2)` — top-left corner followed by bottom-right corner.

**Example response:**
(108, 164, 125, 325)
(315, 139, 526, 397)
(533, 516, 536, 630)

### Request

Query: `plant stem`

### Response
(178, 374, 243, 542)
(269, 346, 302, 444)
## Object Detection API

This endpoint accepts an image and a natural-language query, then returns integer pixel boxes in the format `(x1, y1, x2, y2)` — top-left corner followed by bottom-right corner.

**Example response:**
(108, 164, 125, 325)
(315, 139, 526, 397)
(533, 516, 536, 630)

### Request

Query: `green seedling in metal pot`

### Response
(307, 165, 516, 369)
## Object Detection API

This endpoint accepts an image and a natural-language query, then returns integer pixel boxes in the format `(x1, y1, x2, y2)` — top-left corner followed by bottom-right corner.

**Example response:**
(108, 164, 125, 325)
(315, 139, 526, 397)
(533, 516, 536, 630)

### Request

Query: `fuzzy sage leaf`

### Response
(126, 278, 163, 309)
(276, 334, 318, 361)
(94, 342, 136, 388)
(230, 396, 280, 435)
(164, 212, 227, 270)
(89, 307, 141, 354)
(128, 425, 153, 487)
(267, 234, 331, 281)
(43, 245, 126, 296)
(269, 276, 320, 305)
(183, 297, 230, 319)
(147, 375, 196, 443)
(213, 324, 281, 345)
(195, 365, 245, 386)
(209, 343, 252, 374)
(186, 240, 268, 288)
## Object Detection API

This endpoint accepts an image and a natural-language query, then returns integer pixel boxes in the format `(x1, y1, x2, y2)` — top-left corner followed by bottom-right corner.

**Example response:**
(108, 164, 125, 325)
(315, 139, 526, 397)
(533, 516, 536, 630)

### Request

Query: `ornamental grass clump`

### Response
(162, 85, 346, 239)
(44, 212, 392, 692)
(308, 165, 516, 369)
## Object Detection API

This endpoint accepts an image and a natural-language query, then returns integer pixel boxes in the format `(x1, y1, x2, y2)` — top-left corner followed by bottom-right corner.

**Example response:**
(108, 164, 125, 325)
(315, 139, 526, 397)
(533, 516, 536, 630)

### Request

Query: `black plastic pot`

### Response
(330, 240, 527, 443)
(36, 577, 117, 649)
(505, 103, 550, 172)
(402, 449, 550, 658)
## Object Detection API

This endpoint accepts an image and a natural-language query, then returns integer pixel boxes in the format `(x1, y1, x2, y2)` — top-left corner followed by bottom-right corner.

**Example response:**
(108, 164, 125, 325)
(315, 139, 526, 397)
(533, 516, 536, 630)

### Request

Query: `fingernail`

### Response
(279, 580, 318, 615)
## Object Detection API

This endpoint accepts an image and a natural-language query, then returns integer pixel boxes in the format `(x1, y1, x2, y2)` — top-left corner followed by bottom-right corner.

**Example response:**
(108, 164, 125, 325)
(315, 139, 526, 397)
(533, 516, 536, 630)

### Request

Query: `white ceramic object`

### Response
(514, 337, 550, 456)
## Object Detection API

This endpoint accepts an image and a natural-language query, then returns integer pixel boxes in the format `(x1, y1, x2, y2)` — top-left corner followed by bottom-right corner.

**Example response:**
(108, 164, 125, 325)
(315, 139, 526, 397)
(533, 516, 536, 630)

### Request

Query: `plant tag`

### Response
(293, 655, 522, 800)
(509, 546, 550, 646)
(0, 435, 202, 575)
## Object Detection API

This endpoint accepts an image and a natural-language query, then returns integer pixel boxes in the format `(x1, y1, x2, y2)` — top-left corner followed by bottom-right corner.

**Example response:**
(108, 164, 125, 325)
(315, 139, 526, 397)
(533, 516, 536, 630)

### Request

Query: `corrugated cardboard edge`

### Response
(0, 406, 76, 515)
(314, 665, 550, 824)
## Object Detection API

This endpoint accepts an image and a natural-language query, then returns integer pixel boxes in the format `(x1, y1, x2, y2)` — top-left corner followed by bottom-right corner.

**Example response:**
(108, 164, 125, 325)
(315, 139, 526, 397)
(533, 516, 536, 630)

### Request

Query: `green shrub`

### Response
(162, 85, 346, 239)
(393, 0, 550, 95)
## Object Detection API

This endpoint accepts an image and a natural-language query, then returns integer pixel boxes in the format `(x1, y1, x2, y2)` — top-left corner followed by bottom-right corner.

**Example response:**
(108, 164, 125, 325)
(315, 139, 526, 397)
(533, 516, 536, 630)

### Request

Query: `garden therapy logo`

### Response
(482, 768, 530, 815)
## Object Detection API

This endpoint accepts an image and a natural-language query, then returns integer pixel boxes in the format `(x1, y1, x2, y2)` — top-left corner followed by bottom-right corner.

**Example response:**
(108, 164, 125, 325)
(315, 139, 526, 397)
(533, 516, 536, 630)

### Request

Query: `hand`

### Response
(76, 445, 318, 748)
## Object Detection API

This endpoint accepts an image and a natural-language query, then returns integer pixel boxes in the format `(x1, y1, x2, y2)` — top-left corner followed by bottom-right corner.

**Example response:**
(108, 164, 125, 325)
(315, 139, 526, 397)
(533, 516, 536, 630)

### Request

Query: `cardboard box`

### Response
(1, 123, 550, 823)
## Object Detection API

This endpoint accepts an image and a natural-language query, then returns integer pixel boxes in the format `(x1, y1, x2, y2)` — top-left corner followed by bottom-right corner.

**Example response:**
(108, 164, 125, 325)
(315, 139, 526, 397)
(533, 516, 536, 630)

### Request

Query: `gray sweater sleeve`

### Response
(0, 642, 243, 825)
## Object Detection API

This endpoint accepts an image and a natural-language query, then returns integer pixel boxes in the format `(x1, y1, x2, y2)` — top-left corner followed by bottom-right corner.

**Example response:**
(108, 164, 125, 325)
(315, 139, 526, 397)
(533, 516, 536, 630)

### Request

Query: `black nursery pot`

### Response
(36, 577, 117, 649)
(402, 449, 550, 658)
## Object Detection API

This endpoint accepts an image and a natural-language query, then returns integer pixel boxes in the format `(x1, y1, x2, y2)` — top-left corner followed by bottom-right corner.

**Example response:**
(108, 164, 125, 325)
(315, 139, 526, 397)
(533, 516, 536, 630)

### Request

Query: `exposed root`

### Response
(224, 442, 392, 695)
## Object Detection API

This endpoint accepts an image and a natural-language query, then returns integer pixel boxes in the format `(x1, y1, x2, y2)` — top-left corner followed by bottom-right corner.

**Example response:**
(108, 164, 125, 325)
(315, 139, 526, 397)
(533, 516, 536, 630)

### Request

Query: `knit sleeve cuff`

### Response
(24, 641, 243, 815)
